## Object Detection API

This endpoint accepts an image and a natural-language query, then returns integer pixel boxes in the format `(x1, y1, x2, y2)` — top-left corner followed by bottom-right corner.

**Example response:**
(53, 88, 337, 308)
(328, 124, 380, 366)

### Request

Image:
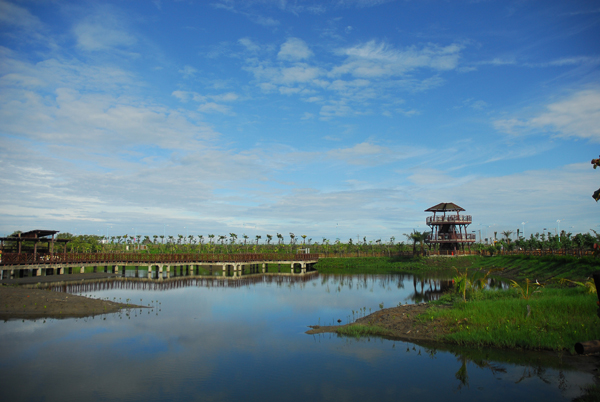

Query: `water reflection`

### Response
(0, 273, 594, 401)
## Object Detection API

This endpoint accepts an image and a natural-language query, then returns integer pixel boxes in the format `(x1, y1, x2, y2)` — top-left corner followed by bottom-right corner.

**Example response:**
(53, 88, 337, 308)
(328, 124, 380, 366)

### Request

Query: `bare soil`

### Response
(0, 286, 145, 320)
(306, 303, 452, 342)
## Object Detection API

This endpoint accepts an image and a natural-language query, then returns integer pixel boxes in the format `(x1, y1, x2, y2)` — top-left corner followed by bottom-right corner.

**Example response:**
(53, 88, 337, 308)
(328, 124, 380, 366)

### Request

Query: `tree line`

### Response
(4, 229, 599, 257)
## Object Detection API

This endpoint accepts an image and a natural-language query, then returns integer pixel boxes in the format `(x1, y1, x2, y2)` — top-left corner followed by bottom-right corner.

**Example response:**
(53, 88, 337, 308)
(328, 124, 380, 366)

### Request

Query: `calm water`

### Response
(0, 273, 593, 401)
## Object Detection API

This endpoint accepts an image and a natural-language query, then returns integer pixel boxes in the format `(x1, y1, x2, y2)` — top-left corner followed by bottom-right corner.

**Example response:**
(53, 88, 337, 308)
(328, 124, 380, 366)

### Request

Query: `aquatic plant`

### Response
(558, 278, 597, 294)
(453, 267, 504, 302)
(510, 278, 543, 300)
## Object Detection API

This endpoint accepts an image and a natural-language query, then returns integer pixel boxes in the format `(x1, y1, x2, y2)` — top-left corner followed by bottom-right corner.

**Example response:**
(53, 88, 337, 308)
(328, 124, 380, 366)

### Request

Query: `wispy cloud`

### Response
(0, 0, 41, 30)
(242, 38, 463, 116)
(73, 12, 137, 52)
(494, 88, 600, 142)
(331, 41, 463, 78)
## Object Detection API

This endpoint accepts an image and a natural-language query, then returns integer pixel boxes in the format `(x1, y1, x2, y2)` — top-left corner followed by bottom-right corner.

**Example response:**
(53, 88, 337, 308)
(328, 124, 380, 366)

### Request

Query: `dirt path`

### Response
(306, 303, 451, 342)
(0, 286, 145, 320)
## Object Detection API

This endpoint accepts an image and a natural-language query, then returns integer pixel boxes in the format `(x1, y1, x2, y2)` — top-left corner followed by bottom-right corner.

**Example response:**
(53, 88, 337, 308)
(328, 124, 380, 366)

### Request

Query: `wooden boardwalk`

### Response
(0, 252, 319, 281)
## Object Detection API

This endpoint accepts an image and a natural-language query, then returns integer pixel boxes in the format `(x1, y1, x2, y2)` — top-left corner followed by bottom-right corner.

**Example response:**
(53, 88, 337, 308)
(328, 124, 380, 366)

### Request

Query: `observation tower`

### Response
(425, 202, 476, 254)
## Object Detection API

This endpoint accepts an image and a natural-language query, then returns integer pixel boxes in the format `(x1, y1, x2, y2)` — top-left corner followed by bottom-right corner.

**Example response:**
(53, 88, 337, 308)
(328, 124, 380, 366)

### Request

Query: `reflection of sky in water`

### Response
(0, 274, 592, 401)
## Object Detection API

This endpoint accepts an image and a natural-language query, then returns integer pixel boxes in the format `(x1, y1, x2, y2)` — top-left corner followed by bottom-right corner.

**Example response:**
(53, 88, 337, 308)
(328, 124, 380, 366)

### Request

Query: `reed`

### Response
(336, 324, 393, 338)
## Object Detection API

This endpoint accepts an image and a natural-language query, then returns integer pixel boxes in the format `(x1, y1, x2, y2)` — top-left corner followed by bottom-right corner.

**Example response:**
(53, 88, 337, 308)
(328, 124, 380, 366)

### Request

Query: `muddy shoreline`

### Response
(306, 303, 451, 343)
(0, 286, 146, 320)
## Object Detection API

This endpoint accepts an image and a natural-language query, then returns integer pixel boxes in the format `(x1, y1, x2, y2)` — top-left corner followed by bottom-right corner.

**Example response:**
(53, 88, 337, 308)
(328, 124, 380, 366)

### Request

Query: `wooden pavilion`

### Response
(425, 203, 476, 254)
(0, 230, 70, 258)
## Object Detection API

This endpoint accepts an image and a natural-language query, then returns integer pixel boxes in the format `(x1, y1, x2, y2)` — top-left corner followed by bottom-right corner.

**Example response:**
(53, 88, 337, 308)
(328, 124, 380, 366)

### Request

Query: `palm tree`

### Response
(153, 235, 158, 244)
(255, 235, 261, 245)
(289, 233, 296, 245)
(302, 235, 307, 245)
(417, 231, 430, 255)
(277, 233, 283, 245)
(266, 234, 272, 245)
(501, 231, 514, 244)
(404, 232, 419, 255)
(404, 230, 429, 256)
(229, 233, 237, 244)
(208, 234, 215, 245)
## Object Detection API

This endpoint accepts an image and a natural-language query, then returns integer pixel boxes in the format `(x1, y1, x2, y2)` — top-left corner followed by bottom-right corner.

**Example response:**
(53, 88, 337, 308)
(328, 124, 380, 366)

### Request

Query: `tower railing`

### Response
(426, 233, 476, 242)
(426, 215, 472, 224)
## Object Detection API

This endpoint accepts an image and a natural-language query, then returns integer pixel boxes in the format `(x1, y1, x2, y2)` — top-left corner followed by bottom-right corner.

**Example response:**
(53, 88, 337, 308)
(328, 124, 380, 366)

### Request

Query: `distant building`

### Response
(425, 203, 476, 254)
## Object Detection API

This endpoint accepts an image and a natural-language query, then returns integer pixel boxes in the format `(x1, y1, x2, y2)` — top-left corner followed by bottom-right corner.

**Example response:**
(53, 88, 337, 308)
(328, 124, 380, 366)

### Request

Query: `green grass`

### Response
(427, 286, 600, 352)
(336, 324, 394, 338)
(469, 254, 600, 281)
(315, 254, 600, 281)
(315, 256, 474, 274)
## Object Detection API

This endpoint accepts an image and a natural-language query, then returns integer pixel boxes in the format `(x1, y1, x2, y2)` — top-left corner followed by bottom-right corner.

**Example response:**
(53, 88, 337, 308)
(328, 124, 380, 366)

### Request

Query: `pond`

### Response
(0, 273, 594, 401)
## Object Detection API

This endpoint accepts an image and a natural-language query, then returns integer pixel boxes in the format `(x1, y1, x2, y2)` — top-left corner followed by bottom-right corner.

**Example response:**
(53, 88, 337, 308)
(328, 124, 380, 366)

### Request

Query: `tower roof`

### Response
(425, 202, 465, 212)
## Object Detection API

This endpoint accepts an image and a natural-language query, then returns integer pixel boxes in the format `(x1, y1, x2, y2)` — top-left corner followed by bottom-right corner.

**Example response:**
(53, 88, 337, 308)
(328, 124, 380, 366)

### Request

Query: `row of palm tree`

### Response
(48, 228, 600, 256)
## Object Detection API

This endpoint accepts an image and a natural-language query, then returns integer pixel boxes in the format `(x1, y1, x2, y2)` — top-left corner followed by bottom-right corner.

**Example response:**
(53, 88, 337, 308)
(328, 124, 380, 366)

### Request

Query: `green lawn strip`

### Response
(336, 324, 394, 338)
(469, 255, 600, 281)
(315, 256, 475, 274)
(427, 287, 600, 353)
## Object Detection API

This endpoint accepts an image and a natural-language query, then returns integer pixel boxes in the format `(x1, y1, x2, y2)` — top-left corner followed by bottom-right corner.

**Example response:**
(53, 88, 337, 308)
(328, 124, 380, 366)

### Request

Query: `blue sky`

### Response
(0, 0, 599, 242)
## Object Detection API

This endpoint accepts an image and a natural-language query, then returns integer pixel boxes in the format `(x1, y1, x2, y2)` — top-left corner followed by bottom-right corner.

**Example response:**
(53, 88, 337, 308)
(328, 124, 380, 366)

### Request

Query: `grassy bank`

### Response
(468, 254, 600, 281)
(314, 255, 475, 274)
(315, 254, 600, 280)
(427, 287, 600, 352)
(320, 254, 600, 353)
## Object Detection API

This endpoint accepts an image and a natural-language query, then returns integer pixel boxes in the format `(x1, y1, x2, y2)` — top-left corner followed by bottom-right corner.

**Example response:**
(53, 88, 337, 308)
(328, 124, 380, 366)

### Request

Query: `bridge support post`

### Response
(301, 263, 306, 274)
(59, 267, 64, 275)
(262, 263, 266, 273)
(222, 264, 227, 277)
(113, 265, 119, 274)
(291, 263, 295, 274)
(36, 268, 42, 276)
(158, 265, 163, 275)
(80, 266, 85, 274)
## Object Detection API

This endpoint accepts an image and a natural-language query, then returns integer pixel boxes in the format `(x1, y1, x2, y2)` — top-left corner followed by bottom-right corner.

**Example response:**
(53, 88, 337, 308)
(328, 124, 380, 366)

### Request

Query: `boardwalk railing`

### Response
(0, 252, 319, 266)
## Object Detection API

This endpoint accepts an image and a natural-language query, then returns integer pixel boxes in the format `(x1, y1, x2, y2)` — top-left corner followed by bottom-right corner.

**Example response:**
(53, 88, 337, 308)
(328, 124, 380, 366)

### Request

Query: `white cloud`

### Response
(278, 38, 313, 61)
(494, 89, 600, 142)
(172, 90, 238, 103)
(73, 12, 137, 52)
(409, 163, 598, 234)
(326, 142, 424, 166)
(198, 102, 233, 114)
(239, 37, 260, 52)
(178, 65, 198, 78)
(331, 41, 463, 78)
(320, 102, 355, 117)
(0, 0, 41, 30)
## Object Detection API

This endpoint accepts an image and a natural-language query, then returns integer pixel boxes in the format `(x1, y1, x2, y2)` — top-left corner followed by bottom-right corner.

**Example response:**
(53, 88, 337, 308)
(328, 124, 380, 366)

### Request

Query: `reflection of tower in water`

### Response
(411, 277, 453, 302)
